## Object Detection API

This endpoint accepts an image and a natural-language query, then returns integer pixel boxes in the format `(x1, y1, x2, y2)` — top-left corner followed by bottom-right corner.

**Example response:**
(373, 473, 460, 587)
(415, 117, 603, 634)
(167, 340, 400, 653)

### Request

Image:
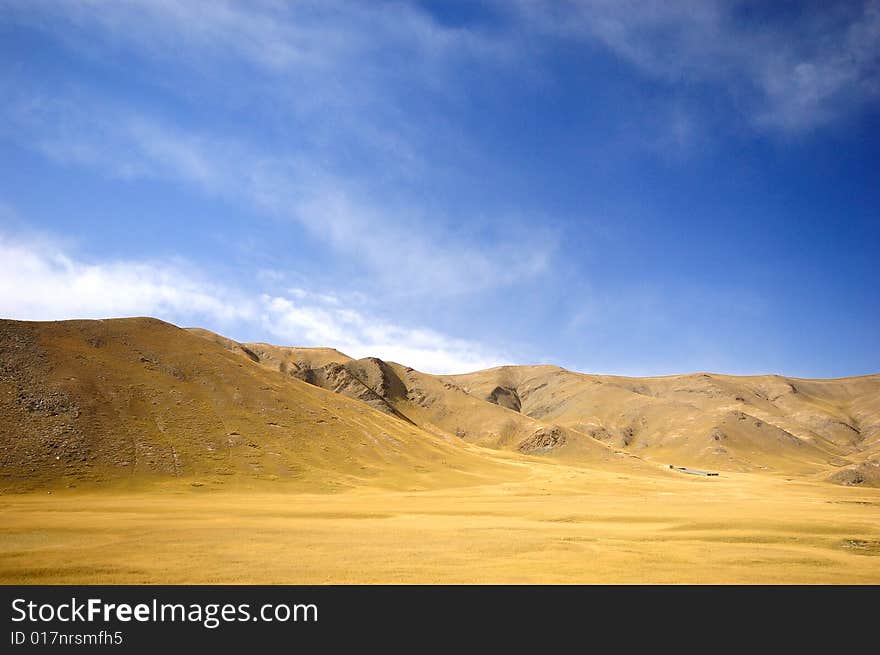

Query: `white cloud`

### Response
(0, 232, 506, 374)
(1, 0, 555, 300)
(517, 0, 880, 132)
(0, 233, 254, 324)
(2, 91, 553, 298)
(6, 0, 877, 157)
(260, 291, 507, 374)
(11, 0, 509, 75)
(2, 0, 510, 172)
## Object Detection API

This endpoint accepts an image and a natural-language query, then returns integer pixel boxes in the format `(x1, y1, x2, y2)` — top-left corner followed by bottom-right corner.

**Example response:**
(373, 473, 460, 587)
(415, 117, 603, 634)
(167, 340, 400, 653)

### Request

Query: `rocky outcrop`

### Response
(487, 385, 521, 412)
(517, 426, 566, 454)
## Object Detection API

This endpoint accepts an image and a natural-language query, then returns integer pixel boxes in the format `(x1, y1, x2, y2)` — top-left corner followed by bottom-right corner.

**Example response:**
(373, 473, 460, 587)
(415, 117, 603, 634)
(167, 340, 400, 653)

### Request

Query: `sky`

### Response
(0, 0, 878, 377)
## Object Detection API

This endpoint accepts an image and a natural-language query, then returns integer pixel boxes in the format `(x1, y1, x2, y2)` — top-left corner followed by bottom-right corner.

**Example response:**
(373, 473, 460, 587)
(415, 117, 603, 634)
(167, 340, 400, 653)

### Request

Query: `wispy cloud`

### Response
(0, 232, 253, 324)
(6, 0, 876, 161)
(516, 0, 880, 132)
(10, 0, 510, 73)
(261, 290, 508, 374)
(2, 0, 556, 301)
(2, 0, 510, 170)
(0, 231, 507, 374)
(2, 87, 553, 297)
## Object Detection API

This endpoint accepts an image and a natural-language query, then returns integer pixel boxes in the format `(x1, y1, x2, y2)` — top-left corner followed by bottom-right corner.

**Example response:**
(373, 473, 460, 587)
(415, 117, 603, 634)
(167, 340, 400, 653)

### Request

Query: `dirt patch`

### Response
(841, 539, 880, 555)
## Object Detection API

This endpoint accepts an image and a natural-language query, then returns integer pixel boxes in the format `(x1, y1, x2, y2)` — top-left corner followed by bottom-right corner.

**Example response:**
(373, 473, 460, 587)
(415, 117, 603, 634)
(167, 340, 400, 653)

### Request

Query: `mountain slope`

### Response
(3, 318, 877, 491)
(0, 318, 522, 491)
(447, 366, 880, 482)
(228, 341, 647, 469)
(229, 337, 880, 484)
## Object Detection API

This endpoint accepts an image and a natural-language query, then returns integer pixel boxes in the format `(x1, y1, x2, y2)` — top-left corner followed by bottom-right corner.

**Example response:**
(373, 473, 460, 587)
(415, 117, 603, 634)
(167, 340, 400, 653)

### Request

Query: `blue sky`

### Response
(0, 1, 878, 377)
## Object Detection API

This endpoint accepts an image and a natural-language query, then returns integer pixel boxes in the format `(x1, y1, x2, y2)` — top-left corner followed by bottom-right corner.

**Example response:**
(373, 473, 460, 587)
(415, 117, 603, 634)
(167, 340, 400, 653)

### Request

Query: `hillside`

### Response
(0, 318, 524, 492)
(225, 335, 880, 486)
(1, 317, 878, 492)
(447, 366, 880, 484)
(228, 339, 649, 468)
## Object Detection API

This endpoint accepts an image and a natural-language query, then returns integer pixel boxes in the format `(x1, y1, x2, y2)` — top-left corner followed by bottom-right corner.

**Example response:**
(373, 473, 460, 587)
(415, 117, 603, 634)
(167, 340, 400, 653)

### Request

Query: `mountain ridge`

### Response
(1, 316, 877, 491)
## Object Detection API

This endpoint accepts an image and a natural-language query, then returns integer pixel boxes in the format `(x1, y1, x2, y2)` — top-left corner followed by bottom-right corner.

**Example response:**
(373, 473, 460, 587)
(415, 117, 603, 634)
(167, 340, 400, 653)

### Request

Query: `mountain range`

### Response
(2, 317, 878, 492)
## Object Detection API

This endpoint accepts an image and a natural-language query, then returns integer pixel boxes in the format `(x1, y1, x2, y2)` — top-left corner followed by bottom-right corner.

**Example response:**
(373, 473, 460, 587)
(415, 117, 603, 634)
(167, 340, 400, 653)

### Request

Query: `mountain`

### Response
(0, 318, 522, 492)
(226, 332, 880, 486)
(217, 339, 646, 467)
(447, 366, 880, 483)
(1, 317, 878, 492)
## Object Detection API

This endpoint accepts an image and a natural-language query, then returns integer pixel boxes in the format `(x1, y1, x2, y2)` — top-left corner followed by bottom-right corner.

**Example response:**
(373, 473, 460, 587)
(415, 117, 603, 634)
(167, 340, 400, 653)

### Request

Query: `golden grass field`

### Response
(2, 461, 879, 584)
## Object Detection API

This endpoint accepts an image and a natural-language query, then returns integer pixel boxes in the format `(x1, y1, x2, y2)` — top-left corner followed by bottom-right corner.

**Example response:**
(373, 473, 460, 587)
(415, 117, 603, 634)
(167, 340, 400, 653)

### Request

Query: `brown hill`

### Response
(447, 366, 880, 483)
(228, 340, 644, 468)
(223, 338, 880, 485)
(2, 317, 877, 491)
(0, 318, 526, 492)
